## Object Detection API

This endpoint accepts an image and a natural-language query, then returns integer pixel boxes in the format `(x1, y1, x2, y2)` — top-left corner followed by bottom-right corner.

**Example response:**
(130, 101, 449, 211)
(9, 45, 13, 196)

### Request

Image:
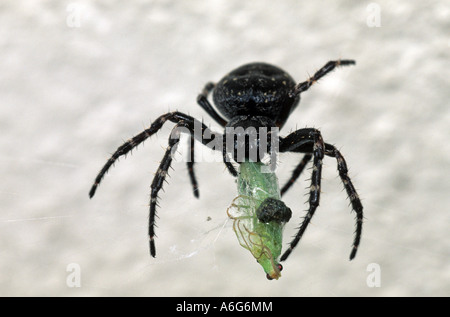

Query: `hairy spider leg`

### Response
(222, 134, 238, 177)
(186, 133, 199, 198)
(275, 60, 355, 127)
(278, 128, 363, 261)
(289, 60, 356, 98)
(197, 81, 228, 127)
(280, 154, 312, 197)
(278, 128, 324, 262)
(88, 111, 225, 257)
(324, 144, 363, 260)
(188, 82, 230, 194)
(149, 122, 187, 257)
(88, 111, 216, 199)
(150, 120, 235, 257)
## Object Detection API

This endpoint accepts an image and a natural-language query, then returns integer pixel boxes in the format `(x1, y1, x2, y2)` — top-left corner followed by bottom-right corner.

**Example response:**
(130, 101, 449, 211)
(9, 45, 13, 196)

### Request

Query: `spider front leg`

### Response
(289, 60, 355, 98)
(279, 128, 325, 262)
(88, 111, 224, 257)
(89, 111, 212, 199)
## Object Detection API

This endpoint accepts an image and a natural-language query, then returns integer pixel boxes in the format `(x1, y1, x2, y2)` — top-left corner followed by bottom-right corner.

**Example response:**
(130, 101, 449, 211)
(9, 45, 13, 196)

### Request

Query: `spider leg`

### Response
(324, 144, 363, 260)
(222, 132, 238, 177)
(289, 60, 355, 98)
(89, 111, 217, 198)
(280, 154, 312, 197)
(278, 129, 363, 261)
(197, 82, 239, 177)
(149, 122, 186, 257)
(197, 81, 228, 127)
(278, 128, 325, 262)
(89, 110, 227, 257)
(149, 120, 238, 257)
(186, 133, 199, 198)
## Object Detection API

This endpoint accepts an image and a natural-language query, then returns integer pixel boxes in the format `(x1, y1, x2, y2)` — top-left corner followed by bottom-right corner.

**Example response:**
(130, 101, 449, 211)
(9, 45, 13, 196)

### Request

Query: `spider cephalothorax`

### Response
(89, 60, 363, 276)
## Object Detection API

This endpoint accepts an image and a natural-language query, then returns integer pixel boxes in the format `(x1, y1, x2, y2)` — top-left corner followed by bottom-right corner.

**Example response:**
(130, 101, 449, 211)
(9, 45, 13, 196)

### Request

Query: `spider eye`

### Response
(277, 264, 283, 272)
(266, 273, 273, 280)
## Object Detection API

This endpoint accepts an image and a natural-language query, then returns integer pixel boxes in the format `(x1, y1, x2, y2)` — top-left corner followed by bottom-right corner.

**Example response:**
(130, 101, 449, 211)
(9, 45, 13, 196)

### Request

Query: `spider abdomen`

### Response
(212, 62, 299, 126)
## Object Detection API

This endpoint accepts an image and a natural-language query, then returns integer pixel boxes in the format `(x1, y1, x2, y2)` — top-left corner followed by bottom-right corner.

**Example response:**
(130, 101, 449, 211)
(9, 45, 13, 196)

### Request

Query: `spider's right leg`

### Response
(324, 144, 364, 260)
(148, 120, 225, 257)
(149, 123, 185, 257)
(222, 131, 238, 177)
(289, 60, 355, 98)
(184, 82, 229, 193)
(197, 82, 228, 127)
(278, 128, 325, 262)
(280, 154, 312, 197)
(186, 133, 199, 198)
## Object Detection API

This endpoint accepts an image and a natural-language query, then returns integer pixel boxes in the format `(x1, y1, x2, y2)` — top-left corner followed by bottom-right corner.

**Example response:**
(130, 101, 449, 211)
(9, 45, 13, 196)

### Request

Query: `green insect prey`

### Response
(227, 161, 291, 280)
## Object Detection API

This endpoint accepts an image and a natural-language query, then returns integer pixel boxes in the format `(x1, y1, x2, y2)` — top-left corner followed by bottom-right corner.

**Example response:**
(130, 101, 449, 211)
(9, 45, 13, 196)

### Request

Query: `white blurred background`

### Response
(0, 0, 448, 296)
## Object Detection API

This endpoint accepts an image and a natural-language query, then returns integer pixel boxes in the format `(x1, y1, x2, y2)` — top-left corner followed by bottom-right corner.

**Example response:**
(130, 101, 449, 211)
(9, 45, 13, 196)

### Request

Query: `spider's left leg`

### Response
(280, 154, 313, 197)
(278, 128, 325, 262)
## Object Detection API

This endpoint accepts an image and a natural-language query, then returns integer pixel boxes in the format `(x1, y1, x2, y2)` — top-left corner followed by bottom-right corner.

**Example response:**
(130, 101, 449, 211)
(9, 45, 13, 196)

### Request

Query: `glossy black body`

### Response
(213, 63, 300, 128)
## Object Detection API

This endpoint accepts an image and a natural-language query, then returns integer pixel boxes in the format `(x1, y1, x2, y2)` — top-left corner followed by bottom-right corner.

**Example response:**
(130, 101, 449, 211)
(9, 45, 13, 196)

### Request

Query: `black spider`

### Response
(89, 59, 363, 262)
